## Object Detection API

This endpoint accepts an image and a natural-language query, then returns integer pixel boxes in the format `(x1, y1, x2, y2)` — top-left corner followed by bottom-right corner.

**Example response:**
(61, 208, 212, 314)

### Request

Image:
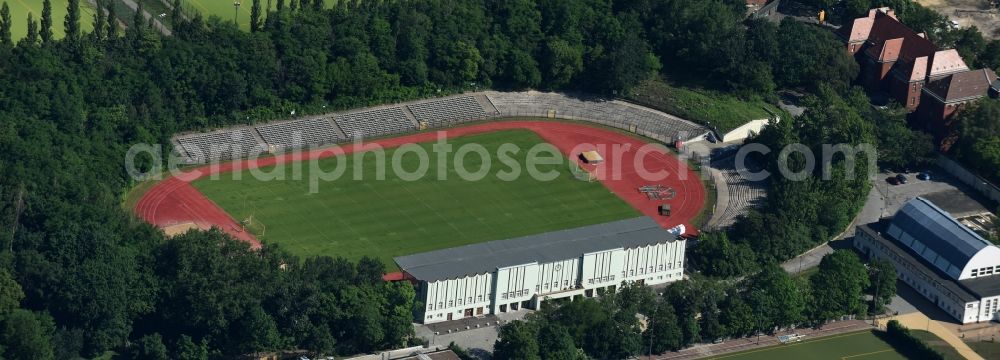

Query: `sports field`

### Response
(191, 129, 640, 264)
(180, 0, 339, 31)
(4, 0, 96, 41)
(707, 331, 906, 360)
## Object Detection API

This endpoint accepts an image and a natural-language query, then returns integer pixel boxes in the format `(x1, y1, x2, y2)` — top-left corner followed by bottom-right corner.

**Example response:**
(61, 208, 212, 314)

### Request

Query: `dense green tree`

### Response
(953, 100, 1000, 183)
(981, 41, 1000, 72)
(130, 333, 170, 360)
(171, 0, 183, 27)
(494, 320, 540, 360)
(644, 301, 682, 353)
(1, 310, 54, 360)
(869, 259, 898, 312)
(719, 293, 755, 338)
(537, 323, 579, 360)
(22, 13, 38, 46)
(64, 0, 80, 43)
(0, 2, 11, 46)
(173, 335, 209, 360)
(688, 231, 759, 277)
(0, 268, 23, 320)
(773, 20, 859, 92)
(872, 105, 934, 169)
(747, 264, 806, 331)
(541, 38, 583, 88)
(105, 0, 116, 37)
(809, 250, 870, 322)
(250, 0, 262, 32)
(40, 0, 52, 43)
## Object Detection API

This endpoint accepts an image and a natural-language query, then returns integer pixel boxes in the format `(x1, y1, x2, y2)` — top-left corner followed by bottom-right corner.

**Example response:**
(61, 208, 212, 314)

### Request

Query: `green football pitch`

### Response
(192, 130, 640, 265)
(707, 331, 907, 360)
(4, 0, 96, 41)
(181, 0, 340, 31)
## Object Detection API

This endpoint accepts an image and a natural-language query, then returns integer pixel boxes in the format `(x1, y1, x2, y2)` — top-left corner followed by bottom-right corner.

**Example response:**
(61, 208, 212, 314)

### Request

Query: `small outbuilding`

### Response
(580, 150, 604, 164)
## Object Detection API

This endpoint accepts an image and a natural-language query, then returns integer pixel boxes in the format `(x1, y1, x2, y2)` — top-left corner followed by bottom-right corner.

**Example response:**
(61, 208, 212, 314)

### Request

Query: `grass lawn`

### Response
(909, 330, 964, 360)
(968, 340, 1000, 360)
(179, 0, 340, 31)
(707, 331, 906, 360)
(4, 0, 96, 41)
(627, 79, 778, 134)
(192, 130, 640, 265)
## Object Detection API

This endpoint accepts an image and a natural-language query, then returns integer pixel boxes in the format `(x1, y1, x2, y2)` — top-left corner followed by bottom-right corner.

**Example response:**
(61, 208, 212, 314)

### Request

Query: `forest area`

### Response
(0, 0, 993, 359)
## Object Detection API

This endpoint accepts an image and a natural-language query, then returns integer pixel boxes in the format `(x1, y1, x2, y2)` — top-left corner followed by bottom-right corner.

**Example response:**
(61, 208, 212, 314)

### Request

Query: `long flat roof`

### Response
(394, 217, 675, 282)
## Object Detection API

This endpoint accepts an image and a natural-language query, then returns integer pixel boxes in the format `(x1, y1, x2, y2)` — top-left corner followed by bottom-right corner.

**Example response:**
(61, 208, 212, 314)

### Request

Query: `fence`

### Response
(936, 154, 1000, 205)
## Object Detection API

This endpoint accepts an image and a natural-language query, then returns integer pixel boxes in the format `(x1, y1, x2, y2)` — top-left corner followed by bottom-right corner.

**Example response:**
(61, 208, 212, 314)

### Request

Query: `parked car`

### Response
(917, 172, 931, 181)
(896, 173, 908, 184)
(886, 176, 899, 185)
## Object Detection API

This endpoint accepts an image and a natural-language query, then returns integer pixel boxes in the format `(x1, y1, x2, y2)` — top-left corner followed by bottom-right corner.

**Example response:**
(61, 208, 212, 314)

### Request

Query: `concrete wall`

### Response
(935, 154, 1000, 204)
(721, 117, 776, 143)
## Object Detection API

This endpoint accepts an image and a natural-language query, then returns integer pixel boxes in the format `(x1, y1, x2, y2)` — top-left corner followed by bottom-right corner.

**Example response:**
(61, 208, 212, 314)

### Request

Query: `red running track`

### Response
(133, 121, 707, 249)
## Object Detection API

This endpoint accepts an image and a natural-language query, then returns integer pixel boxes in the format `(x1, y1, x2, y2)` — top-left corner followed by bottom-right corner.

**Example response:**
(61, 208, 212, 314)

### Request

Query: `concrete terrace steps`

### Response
(707, 156, 768, 229)
(172, 91, 709, 164)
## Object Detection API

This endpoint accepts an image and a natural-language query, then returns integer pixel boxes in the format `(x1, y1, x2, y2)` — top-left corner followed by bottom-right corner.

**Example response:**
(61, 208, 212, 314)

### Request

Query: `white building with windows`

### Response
(394, 217, 686, 324)
(854, 197, 1000, 324)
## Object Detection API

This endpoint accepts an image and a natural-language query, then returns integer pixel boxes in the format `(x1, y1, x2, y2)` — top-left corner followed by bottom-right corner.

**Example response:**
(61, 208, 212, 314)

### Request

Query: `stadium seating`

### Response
(334, 107, 413, 138)
(407, 96, 489, 127)
(255, 117, 343, 149)
(176, 127, 266, 162)
(486, 91, 705, 143)
(174, 91, 710, 163)
(711, 156, 767, 228)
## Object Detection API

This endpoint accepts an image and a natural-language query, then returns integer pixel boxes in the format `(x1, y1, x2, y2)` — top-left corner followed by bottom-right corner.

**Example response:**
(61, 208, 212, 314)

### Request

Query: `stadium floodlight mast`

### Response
(233, 1, 242, 25)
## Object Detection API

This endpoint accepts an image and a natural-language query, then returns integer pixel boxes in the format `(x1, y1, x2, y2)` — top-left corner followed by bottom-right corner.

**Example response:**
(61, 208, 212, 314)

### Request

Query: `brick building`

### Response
(838, 8, 999, 145)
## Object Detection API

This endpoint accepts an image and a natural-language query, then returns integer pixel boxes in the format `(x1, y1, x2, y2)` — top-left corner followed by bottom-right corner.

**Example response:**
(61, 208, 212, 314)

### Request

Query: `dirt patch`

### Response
(916, 0, 1000, 39)
(162, 222, 201, 237)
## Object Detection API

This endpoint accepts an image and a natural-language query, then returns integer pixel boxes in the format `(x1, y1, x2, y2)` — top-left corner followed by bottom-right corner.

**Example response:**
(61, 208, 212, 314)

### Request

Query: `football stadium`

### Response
(132, 91, 710, 323)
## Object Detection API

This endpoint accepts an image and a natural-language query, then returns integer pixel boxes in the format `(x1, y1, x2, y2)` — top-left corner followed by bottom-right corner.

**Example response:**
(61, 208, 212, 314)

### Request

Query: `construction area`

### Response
(916, 0, 1000, 39)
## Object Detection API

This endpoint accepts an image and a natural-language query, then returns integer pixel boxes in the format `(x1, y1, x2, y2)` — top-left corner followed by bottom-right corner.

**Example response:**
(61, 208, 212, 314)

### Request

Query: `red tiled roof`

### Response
(927, 49, 969, 78)
(909, 56, 928, 81)
(839, 16, 875, 43)
(876, 38, 904, 62)
(864, 13, 938, 63)
(924, 68, 999, 103)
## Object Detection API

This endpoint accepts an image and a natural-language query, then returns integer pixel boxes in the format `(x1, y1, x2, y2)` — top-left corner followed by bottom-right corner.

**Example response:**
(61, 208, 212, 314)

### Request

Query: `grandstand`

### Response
(708, 154, 767, 229)
(255, 117, 343, 149)
(333, 106, 414, 139)
(407, 95, 489, 127)
(485, 91, 705, 143)
(172, 91, 708, 163)
(176, 127, 267, 162)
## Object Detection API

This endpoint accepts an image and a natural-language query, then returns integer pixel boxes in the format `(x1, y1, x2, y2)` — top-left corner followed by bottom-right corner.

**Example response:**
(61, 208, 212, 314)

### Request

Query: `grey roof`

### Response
(394, 217, 675, 282)
(891, 197, 990, 272)
(961, 276, 1000, 299)
(859, 224, 979, 302)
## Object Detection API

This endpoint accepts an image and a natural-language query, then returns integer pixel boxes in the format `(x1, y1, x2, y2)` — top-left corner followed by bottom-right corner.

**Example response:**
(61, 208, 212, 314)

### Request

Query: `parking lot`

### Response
(876, 170, 991, 219)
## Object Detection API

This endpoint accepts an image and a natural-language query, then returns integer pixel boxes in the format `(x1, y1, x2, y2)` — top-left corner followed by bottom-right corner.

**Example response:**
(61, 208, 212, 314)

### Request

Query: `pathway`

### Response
(878, 312, 985, 360)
